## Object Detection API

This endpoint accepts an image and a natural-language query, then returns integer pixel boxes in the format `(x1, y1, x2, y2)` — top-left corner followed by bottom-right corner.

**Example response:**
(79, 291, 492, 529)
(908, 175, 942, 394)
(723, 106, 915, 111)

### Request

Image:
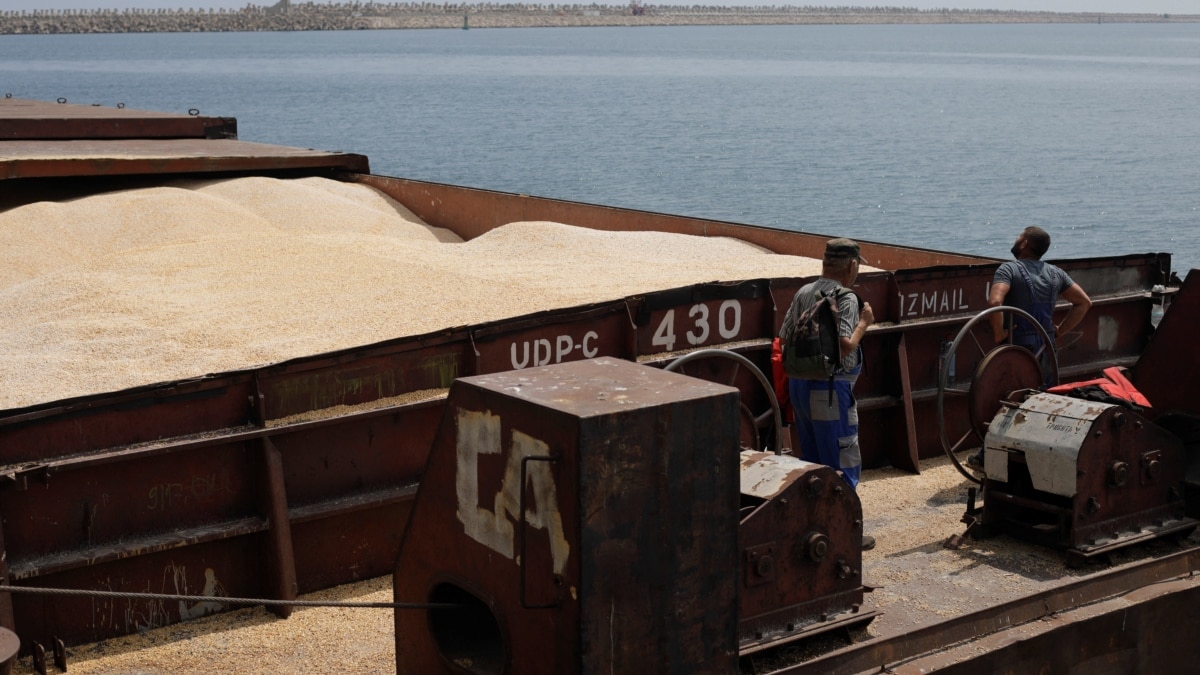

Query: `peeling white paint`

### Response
(455, 408, 571, 574)
(739, 451, 815, 500)
(456, 409, 514, 560)
(176, 565, 226, 620)
(513, 430, 570, 575)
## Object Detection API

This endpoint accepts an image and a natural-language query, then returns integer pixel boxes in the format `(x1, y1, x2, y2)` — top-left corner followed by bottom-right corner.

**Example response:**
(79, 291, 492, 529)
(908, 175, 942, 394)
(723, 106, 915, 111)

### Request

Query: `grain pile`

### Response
(0, 176, 834, 410)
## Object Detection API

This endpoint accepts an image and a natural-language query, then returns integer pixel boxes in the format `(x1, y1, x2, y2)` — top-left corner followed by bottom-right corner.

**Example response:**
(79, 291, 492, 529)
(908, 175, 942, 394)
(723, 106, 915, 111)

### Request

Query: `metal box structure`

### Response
(392, 357, 742, 674)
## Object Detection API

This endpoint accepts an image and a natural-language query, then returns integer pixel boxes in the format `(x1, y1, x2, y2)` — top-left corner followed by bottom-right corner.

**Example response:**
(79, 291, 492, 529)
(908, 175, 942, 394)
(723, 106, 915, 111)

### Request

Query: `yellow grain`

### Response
(0, 177, 835, 410)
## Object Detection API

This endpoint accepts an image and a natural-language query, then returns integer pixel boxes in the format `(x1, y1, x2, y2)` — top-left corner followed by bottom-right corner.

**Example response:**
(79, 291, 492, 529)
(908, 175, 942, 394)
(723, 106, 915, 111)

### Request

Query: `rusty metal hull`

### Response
(0, 97, 1192, 667)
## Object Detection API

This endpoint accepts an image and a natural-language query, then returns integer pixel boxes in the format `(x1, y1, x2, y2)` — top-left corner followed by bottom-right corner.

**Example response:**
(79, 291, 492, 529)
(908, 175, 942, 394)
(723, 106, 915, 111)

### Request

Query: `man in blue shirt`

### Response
(989, 226, 1092, 357)
(969, 227, 1092, 475)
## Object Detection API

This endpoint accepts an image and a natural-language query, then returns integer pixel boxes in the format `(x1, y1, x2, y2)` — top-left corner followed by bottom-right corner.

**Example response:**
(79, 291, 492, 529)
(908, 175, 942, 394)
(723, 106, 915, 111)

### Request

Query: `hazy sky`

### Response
(2, 1, 1197, 13)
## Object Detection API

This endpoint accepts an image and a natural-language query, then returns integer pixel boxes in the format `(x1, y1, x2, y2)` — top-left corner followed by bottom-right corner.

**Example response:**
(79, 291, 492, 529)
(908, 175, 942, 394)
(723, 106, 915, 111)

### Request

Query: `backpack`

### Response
(780, 289, 844, 381)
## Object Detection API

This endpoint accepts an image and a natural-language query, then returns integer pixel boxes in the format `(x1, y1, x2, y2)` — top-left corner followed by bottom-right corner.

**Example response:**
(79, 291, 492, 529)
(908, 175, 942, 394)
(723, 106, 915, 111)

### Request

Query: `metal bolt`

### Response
(805, 532, 830, 563)
(1109, 461, 1129, 487)
(837, 561, 851, 579)
(807, 475, 824, 497)
(756, 555, 774, 578)
(1146, 459, 1161, 480)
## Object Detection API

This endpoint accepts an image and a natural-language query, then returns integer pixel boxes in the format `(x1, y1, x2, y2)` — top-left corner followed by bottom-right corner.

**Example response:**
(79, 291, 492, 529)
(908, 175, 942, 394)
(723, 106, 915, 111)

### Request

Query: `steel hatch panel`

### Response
(0, 96, 232, 140)
(458, 356, 739, 419)
(0, 138, 369, 179)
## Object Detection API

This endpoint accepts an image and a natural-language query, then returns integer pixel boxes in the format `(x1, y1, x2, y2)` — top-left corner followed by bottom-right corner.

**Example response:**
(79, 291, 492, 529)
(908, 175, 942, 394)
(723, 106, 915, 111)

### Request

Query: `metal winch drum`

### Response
(939, 306, 1197, 564)
(979, 391, 1194, 563)
(737, 451, 878, 655)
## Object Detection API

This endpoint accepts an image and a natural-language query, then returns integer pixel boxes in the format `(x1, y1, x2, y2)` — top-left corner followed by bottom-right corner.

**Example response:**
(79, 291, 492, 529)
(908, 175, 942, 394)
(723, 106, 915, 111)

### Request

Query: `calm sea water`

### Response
(2, 24, 1198, 274)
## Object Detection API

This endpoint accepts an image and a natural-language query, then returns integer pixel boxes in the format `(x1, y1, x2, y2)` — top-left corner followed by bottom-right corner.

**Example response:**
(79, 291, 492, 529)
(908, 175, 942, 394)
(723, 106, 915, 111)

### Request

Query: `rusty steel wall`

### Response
(1132, 270, 1200, 418)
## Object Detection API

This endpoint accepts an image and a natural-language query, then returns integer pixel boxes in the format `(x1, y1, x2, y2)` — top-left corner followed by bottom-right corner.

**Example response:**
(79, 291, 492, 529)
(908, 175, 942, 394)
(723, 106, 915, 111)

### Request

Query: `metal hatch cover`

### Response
(458, 355, 740, 418)
(984, 392, 1112, 494)
(0, 97, 369, 179)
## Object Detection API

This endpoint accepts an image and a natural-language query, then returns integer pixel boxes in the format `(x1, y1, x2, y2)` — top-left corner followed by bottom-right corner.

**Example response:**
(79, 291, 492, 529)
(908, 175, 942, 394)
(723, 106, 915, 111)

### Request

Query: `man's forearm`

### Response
(840, 320, 868, 358)
(1057, 304, 1089, 336)
(988, 282, 1010, 342)
(989, 313, 1005, 342)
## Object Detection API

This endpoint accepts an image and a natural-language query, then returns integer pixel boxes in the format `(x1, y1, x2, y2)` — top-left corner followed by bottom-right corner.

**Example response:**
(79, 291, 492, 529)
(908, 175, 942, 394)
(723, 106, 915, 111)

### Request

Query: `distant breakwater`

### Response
(2, 3, 1196, 34)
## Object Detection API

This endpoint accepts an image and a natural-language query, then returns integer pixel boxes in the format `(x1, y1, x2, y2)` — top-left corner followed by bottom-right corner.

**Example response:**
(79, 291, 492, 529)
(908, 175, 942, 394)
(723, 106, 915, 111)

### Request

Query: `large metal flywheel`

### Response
(937, 306, 1059, 483)
(665, 348, 785, 455)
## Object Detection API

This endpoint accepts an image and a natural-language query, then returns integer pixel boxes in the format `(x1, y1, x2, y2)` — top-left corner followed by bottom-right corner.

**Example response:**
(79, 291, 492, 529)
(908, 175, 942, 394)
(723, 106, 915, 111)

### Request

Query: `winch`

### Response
(976, 390, 1194, 563)
(737, 451, 877, 655)
(939, 305, 1198, 564)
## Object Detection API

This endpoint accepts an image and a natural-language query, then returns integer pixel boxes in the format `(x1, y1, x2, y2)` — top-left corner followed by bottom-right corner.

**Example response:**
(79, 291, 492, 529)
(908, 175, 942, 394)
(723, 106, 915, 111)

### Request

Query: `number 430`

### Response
(651, 300, 743, 352)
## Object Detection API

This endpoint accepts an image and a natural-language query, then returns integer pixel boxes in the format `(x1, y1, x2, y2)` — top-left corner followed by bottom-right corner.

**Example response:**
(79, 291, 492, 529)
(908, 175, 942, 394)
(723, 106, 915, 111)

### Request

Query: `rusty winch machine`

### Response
(392, 356, 876, 674)
(940, 307, 1198, 565)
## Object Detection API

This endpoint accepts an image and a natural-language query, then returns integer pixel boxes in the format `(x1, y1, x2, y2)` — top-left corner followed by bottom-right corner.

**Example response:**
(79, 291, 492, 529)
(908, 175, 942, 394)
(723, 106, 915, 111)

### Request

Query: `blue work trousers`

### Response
(788, 372, 862, 489)
(1014, 334, 1056, 388)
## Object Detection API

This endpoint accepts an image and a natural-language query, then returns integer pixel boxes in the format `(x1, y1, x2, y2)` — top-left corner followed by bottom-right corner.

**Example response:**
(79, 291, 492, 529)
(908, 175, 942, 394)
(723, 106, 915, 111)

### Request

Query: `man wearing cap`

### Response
(780, 238, 876, 549)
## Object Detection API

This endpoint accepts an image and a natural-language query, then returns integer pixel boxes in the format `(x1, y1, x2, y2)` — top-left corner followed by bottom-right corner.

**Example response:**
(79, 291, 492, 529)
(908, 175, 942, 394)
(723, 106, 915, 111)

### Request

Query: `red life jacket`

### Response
(1047, 366, 1151, 409)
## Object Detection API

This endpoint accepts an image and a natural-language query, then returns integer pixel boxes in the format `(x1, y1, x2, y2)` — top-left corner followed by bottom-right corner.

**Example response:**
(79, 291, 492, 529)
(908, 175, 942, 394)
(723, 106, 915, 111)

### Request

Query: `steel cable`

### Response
(0, 585, 457, 610)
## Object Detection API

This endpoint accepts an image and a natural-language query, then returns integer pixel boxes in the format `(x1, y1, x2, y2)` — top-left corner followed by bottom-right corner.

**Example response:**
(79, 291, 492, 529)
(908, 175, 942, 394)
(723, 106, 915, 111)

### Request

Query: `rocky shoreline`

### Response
(2, 3, 1197, 34)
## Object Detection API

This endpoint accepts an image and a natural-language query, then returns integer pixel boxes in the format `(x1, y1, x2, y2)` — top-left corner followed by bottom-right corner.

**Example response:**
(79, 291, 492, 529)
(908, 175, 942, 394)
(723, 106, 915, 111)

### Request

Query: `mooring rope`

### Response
(0, 585, 457, 610)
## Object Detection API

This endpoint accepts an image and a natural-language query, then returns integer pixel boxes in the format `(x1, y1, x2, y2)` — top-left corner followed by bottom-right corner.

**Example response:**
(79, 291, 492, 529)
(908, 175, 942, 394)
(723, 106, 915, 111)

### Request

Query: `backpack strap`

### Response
(825, 287, 858, 408)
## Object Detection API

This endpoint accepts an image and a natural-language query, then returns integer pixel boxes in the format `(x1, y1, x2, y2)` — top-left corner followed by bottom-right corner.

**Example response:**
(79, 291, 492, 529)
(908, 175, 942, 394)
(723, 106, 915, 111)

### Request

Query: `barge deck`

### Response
(1, 97, 1194, 673)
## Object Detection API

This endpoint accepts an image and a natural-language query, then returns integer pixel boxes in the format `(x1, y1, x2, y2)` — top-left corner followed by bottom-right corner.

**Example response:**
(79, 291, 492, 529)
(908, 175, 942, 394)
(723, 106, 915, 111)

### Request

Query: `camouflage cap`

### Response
(824, 238, 866, 262)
